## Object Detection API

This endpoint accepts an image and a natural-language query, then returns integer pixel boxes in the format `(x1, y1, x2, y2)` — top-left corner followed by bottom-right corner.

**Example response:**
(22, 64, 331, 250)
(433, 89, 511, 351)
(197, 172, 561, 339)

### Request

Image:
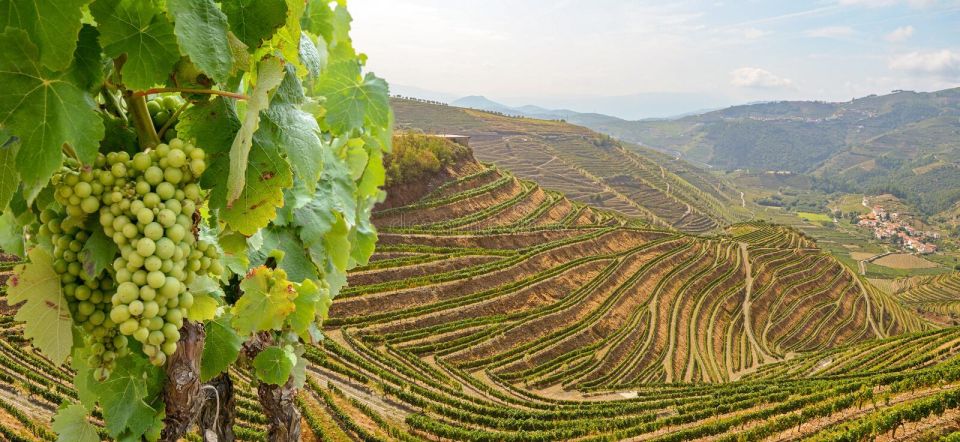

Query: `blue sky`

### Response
(350, 0, 960, 119)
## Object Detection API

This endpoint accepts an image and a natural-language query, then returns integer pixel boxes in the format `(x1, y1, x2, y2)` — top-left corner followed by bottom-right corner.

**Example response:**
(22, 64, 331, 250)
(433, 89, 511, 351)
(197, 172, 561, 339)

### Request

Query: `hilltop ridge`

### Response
(392, 98, 752, 234)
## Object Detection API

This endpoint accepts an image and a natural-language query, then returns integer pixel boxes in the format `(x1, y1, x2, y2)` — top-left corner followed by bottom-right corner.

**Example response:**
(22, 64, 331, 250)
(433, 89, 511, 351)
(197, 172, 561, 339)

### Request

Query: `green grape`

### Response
(162, 95, 181, 111)
(46, 140, 221, 369)
(146, 100, 162, 115)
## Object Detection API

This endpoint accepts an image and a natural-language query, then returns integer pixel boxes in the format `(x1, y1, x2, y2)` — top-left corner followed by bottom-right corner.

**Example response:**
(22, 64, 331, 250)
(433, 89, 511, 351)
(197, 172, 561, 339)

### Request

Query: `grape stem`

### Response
(134, 88, 249, 100)
(125, 93, 161, 150)
(157, 101, 189, 140)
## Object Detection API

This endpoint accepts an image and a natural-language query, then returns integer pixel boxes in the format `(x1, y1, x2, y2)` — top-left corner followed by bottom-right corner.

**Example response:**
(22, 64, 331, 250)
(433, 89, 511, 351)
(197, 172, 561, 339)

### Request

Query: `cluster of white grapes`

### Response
(44, 138, 222, 377)
(148, 95, 185, 143)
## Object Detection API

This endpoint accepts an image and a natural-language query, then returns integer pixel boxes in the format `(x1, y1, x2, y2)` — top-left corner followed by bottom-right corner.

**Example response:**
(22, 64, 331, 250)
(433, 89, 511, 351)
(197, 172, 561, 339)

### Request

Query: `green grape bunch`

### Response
(42, 137, 223, 376)
(147, 95, 186, 143)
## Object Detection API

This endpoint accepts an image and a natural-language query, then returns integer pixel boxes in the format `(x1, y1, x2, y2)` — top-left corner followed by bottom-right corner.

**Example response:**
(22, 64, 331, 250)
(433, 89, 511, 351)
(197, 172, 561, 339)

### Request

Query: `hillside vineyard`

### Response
(8, 153, 960, 441)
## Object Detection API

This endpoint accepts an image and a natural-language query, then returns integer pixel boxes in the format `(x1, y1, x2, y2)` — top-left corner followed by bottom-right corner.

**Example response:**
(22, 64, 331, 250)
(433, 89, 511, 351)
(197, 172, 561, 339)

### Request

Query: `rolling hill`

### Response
(6, 140, 959, 441)
(588, 88, 960, 217)
(392, 98, 752, 233)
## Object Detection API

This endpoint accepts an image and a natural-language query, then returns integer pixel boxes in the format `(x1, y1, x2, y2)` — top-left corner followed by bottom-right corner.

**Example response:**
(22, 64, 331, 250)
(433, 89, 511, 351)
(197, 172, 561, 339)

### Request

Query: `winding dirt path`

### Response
(735, 243, 777, 379)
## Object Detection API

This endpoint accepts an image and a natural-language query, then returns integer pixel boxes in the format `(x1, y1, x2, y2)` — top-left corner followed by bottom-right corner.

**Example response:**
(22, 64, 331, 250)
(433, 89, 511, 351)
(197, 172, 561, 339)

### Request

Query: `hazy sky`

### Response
(349, 0, 960, 118)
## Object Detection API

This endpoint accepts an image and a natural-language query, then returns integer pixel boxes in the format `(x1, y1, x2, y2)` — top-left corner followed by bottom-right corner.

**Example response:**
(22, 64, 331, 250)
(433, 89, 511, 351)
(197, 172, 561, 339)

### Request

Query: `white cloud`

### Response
(805, 26, 856, 38)
(889, 50, 960, 77)
(730, 67, 795, 89)
(741, 27, 769, 40)
(885, 25, 915, 42)
(839, 0, 937, 7)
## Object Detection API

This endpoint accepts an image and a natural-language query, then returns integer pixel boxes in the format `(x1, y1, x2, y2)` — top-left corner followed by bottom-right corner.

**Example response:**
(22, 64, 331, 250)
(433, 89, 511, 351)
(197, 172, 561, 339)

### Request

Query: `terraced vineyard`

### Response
(6, 152, 960, 440)
(393, 98, 751, 234)
(889, 273, 960, 324)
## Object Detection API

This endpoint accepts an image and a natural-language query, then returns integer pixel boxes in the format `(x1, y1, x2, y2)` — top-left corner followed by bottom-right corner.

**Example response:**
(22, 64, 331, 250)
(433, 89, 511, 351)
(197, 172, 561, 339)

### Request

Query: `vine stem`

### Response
(157, 101, 189, 140)
(134, 88, 249, 100)
(124, 93, 161, 150)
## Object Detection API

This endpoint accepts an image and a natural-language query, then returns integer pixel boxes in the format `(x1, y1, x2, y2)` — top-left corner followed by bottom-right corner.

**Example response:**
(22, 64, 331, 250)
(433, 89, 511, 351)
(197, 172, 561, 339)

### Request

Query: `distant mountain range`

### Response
(449, 89, 960, 219)
(596, 88, 960, 218)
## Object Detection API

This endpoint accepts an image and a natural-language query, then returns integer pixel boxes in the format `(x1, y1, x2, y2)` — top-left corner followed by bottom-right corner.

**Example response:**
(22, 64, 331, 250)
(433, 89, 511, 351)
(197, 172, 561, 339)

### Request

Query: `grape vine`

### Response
(0, 0, 391, 440)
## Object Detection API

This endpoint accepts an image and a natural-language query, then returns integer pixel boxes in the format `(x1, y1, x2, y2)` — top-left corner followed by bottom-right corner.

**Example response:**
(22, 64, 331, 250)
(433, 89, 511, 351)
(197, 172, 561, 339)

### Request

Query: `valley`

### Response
(2, 137, 959, 440)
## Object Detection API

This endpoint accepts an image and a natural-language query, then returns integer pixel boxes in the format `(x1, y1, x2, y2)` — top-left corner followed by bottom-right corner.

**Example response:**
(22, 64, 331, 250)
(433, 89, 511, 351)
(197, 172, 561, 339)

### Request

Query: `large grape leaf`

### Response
(93, 353, 164, 438)
(0, 28, 103, 193)
(260, 66, 323, 193)
(231, 266, 297, 335)
(315, 60, 390, 136)
(178, 97, 241, 163)
(79, 227, 118, 281)
(301, 0, 334, 42)
(226, 56, 285, 206)
(6, 248, 73, 365)
(1, 0, 90, 71)
(167, 0, 235, 83)
(0, 130, 20, 211)
(293, 145, 357, 248)
(219, 135, 293, 235)
(201, 313, 244, 382)
(221, 0, 287, 50)
(252, 345, 296, 385)
(52, 404, 99, 442)
(90, 0, 180, 90)
(69, 25, 105, 92)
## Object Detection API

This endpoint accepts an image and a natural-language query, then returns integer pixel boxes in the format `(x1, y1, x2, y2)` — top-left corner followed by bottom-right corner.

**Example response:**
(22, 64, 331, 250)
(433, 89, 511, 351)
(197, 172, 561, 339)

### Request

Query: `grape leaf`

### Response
(301, 0, 334, 42)
(70, 342, 98, 410)
(252, 227, 319, 283)
(293, 145, 357, 248)
(231, 266, 297, 335)
(7, 248, 73, 365)
(1, 0, 90, 71)
(299, 32, 325, 80)
(352, 201, 378, 267)
(186, 275, 223, 322)
(167, 0, 235, 83)
(52, 404, 99, 442)
(219, 135, 293, 235)
(268, 0, 306, 76)
(0, 130, 20, 211)
(79, 227, 118, 281)
(252, 345, 296, 385)
(186, 96, 292, 236)
(226, 56, 285, 205)
(290, 344, 307, 387)
(201, 314, 244, 382)
(187, 293, 219, 322)
(69, 24, 104, 92)
(260, 67, 323, 193)
(0, 211, 24, 257)
(179, 97, 242, 159)
(0, 28, 103, 193)
(315, 60, 390, 136)
(289, 278, 321, 339)
(358, 137, 387, 196)
(90, 0, 180, 90)
(221, 0, 287, 50)
(93, 353, 164, 438)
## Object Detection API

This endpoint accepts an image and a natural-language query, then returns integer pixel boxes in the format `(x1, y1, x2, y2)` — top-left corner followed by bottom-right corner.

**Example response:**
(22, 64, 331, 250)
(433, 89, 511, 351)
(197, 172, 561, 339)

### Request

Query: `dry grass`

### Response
(874, 253, 940, 269)
(850, 252, 876, 261)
